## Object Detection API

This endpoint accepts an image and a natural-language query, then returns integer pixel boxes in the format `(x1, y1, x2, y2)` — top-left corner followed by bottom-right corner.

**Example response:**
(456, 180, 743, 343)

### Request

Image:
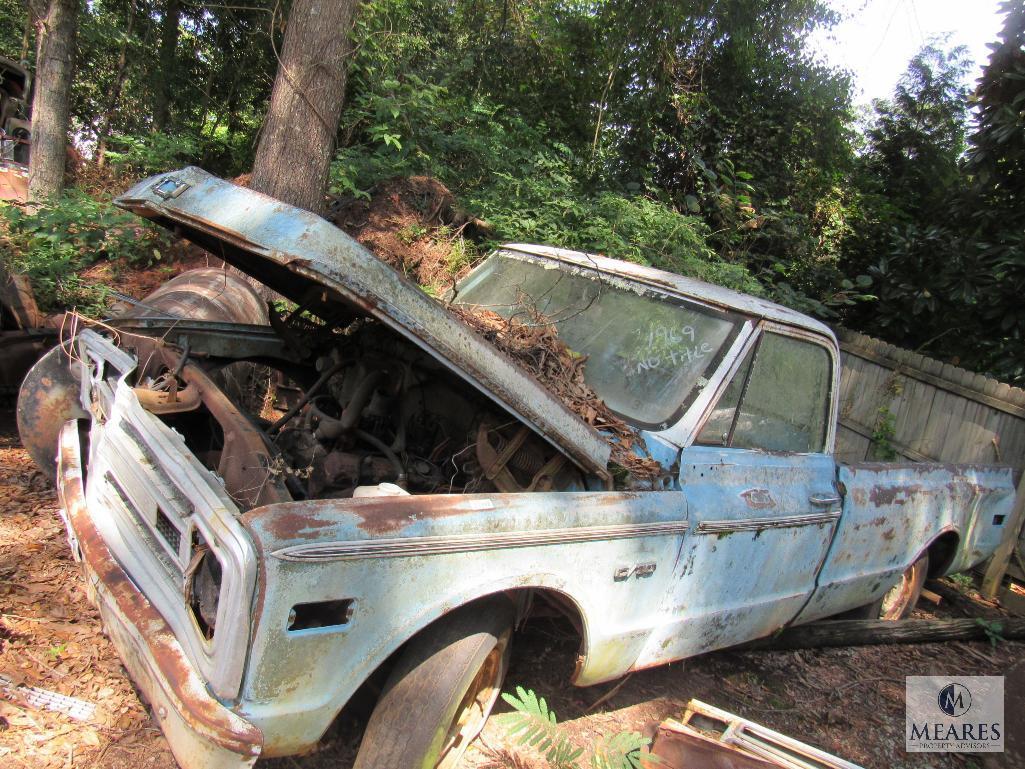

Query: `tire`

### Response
(834, 552, 929, 621)
(877, 552, 929, 620)
(352, 596, 514, 769)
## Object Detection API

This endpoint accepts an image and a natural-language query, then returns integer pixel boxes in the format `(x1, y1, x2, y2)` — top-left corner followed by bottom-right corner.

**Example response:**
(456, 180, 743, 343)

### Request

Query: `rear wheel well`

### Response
(926, 531, 960, 578)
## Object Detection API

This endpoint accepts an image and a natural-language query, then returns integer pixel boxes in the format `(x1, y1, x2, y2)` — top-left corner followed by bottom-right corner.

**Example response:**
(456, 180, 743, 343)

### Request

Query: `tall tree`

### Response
(960, 0, 1025, 382)
(250, 0, 359, 213)
(27, 0, 79, 201)
(152, 0, 179, 131)
(864, 44, 970, 218)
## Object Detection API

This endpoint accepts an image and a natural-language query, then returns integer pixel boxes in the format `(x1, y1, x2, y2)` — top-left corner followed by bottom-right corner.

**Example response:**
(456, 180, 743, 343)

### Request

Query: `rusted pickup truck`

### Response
(18, 168, 1016, 769)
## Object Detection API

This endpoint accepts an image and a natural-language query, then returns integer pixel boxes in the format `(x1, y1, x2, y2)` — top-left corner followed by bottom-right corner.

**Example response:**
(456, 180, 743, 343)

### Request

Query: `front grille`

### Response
(155, 509, 182, 553)
(103, 471, 180, 578)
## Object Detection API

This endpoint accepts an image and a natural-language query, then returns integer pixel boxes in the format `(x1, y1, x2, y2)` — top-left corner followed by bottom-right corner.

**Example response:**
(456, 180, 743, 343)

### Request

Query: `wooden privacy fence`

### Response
(835, 328, 1025, 472)
(834, 328, 1025, 597)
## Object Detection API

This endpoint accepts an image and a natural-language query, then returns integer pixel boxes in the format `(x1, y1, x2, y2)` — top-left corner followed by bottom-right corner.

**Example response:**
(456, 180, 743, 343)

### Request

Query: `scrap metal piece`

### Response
(0, 673, 97, 722)
(0, 272, 57, 400)
(649, 700, 863, 769)
(118, 267, 269, 325)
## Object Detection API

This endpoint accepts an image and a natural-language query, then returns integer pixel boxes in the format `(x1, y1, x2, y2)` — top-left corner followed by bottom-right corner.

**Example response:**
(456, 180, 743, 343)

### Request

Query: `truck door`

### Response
(636, 325, 840, 665)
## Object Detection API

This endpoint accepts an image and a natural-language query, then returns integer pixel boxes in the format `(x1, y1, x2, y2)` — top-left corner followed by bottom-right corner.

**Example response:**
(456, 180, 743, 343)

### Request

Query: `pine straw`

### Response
(451, 306, 663, 482)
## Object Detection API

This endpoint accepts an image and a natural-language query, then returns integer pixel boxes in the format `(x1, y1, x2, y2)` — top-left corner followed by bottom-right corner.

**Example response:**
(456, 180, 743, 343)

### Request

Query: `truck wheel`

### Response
(877, 552, 928, 620)
(352, 597, 514, 769)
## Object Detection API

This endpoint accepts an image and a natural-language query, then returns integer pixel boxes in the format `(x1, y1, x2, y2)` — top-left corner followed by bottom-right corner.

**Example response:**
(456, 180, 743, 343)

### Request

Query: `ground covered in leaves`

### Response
(1, 408, 1022, 768)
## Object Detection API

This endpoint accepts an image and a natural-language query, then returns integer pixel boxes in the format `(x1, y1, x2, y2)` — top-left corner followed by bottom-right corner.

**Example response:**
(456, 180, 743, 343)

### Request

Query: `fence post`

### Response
(982, 469, 1025, 599)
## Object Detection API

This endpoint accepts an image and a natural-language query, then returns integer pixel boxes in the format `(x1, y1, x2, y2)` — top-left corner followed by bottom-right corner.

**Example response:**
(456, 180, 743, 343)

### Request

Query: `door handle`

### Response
(809, 493, 842, 507)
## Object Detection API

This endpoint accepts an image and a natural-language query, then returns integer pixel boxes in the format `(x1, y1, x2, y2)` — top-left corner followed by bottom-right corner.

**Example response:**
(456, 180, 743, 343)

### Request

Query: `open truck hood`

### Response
(114, 167, 611, 479)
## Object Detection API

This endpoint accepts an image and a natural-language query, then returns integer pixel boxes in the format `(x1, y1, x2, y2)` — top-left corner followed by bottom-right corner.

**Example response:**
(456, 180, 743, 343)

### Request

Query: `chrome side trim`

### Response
(696, 512, 840, 535)
(272, 520, 690, 562)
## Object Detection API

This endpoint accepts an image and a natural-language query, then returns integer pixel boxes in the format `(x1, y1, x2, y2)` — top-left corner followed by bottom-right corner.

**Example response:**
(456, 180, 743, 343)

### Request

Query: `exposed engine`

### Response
(250, 322, 583, 500)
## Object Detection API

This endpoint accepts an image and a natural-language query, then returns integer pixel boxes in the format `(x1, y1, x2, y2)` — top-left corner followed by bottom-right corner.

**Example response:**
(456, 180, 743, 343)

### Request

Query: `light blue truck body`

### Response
(44, 169, 1016, 769)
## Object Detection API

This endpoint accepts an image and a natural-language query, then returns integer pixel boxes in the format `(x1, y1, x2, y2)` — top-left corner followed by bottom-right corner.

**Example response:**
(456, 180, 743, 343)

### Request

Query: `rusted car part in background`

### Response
(0, 56, 31, 202)
(2, 272, 57, 405)
(57, 421, 264, 768)
(0, 156, 28, 201)
(648, 700, 862, 769)
(114, 267, 270, 324)
(16, 267, 271, 478)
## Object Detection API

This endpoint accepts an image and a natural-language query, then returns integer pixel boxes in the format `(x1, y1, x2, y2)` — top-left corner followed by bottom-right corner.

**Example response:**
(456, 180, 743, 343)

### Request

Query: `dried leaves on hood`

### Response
(450, 305, 663, 483)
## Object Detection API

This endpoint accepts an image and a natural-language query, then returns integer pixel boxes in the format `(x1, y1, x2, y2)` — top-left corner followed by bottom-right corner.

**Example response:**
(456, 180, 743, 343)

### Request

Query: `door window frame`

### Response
(688, 320, 840, 454)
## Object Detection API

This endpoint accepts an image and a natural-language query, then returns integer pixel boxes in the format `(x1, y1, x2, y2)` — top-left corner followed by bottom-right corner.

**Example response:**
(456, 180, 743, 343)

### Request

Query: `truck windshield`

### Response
(454, 252, 744, 429)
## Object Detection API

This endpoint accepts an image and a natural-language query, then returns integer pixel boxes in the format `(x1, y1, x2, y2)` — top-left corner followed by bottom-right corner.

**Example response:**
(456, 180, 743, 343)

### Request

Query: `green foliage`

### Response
(0, 193, 167, 312)
(105, 132, 200, 176)
(332, 77, 762, 294)
(499, 687, 653, 769)
(330, 0, 858, 308)
(870, 406, 899, 461)
(834, 8, 1025, 385)
(975, 618, 1004, 648)
(949, 572, 974, 590)
(590, 731, 653, 769)
(69, 0, 277, 177)
(500, 687, 583, 767)
(0, 0, 27, 62)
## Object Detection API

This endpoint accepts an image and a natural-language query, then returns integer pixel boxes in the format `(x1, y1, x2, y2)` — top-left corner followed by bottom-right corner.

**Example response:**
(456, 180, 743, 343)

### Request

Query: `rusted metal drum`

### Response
(121, 267, 269, 325)
(18, 268, 269, 477)
(16, 343, 87, 479)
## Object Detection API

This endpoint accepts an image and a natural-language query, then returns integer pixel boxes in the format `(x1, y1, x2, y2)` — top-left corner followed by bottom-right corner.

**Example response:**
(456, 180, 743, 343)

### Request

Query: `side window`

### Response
(696, 347, 754, 446)
(697, 332, 832, 453)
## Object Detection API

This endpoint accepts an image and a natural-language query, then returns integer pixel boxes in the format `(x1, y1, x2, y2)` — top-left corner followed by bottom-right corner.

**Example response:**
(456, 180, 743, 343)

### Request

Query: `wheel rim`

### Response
(436, 631, 510, 769)
(879, 558, 922, 620)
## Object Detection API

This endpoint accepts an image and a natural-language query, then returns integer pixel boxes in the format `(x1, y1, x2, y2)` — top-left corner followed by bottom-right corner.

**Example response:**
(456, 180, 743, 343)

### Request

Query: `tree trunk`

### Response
(97, 0, 136, 167)
(20, 8, 34, 62)
(153, 0, 180, 131)
(249, 0, 358, 214)
(745, 617, 1025, 651)
(27, 0, 79, 202)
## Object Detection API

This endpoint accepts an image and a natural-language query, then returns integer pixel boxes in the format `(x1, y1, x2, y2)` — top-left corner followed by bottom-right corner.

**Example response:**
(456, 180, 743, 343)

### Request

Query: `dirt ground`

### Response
(1, 409, 1023, 769)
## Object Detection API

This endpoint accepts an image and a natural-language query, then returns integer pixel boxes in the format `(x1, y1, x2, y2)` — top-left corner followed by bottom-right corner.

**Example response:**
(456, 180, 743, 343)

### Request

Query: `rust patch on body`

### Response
(260, 509, 339, 541)
(869, 483, 922, 506)
(739, 488, 775, 510)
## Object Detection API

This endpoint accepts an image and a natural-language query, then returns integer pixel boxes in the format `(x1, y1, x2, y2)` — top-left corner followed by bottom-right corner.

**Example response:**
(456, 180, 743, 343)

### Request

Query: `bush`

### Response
(331, 88, 763, 295)
(104, 131, 200, 177)
(0, 192, 168, 313)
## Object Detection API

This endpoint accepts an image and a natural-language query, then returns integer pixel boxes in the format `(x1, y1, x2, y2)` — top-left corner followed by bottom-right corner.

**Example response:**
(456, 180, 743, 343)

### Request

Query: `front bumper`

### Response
(56, 421, 263, 769)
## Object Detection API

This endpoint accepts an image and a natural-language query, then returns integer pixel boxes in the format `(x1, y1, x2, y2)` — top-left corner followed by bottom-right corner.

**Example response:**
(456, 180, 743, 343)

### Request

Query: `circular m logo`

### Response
(937, 682, 972, 717)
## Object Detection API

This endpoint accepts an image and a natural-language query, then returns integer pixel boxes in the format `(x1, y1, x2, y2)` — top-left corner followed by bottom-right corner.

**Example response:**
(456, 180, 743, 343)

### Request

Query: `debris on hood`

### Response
(325, 175, 661, 482)
(452, 305, 663, 481)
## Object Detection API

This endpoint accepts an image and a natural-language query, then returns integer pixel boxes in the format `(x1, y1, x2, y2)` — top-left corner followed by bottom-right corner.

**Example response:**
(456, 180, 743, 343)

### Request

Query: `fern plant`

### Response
(499, 686, 654, 769)
(500, 687, 584, 767)
(591, 731, 652, 769)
